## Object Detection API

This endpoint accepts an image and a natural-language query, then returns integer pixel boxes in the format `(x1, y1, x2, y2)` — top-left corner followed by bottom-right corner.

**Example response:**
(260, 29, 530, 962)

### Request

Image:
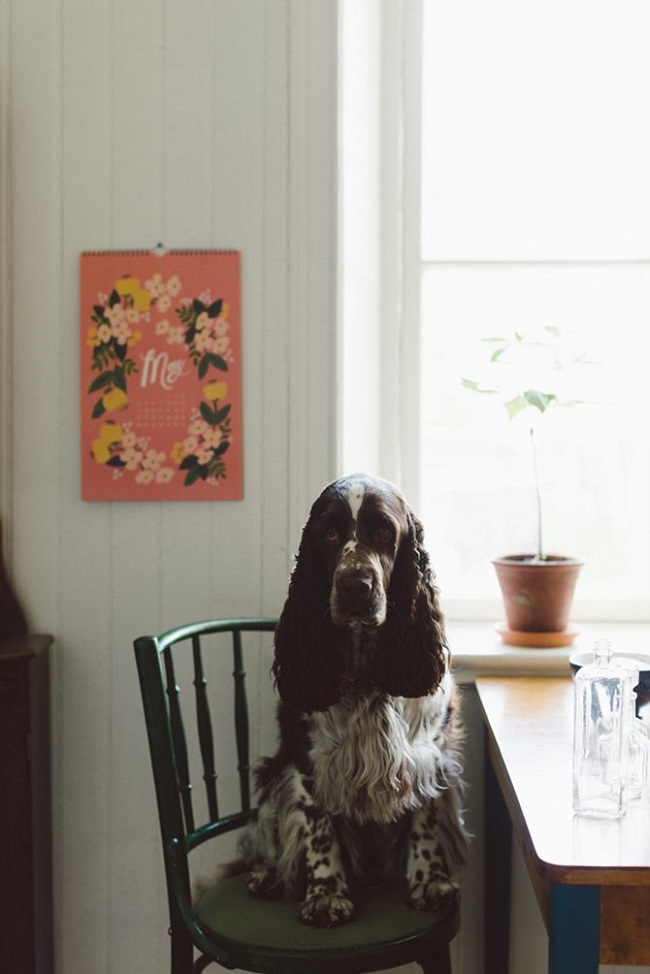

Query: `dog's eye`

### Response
(324, 527, 340, 544)
(376, 523, 394, 543)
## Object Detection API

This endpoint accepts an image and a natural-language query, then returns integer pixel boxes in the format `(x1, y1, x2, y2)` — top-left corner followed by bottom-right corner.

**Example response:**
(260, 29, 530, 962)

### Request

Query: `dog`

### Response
(241, 473, 467, 927)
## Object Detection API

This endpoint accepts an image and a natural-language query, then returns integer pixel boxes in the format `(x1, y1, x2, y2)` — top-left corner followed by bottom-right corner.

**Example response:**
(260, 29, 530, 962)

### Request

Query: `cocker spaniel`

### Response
(242, 473, 467, 927)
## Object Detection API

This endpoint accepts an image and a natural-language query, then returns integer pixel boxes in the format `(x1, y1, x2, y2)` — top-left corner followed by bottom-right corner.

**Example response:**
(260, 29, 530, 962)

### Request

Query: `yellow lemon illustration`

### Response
(170, 441, 186, 465)
(100, 421, 123, 444)
(115, 276, 151, 311)
(203, 381, 228, 402)
(102, 387, 129, 412)
(91, 438, 111, 464)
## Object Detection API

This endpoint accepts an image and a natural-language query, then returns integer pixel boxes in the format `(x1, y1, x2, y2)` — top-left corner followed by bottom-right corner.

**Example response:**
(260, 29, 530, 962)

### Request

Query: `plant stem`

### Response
(530, 426, 544, 560)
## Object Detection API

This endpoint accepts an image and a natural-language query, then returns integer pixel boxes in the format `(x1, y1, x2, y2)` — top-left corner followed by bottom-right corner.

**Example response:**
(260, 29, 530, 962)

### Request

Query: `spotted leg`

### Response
(406, 800, 459, 915)
(298, 802, 355, 927)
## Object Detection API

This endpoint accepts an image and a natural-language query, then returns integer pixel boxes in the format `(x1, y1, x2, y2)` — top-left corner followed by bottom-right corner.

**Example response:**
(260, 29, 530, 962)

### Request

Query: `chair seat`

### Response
(194, 873, 459, 973)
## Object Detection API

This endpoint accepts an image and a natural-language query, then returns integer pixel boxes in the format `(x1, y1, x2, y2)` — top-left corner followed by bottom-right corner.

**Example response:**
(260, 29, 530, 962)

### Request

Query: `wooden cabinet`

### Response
(0, 635, 53, 974)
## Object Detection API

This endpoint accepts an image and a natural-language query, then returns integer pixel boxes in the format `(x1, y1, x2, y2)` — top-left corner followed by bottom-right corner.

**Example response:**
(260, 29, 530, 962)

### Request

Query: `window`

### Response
(339, 0, 650, 619)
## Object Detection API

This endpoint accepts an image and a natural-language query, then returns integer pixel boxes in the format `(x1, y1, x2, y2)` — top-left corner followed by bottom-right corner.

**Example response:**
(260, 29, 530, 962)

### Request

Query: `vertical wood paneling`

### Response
(10, 0, 63, 633)
(286, 0, 337, 530)
(0, 0, 12, 533)
(5, 2, 339, 972)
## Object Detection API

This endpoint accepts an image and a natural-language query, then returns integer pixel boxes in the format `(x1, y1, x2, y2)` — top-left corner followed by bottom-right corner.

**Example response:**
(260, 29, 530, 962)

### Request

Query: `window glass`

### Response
(422, 0, 650, 260)
(420, 263, 650, 612)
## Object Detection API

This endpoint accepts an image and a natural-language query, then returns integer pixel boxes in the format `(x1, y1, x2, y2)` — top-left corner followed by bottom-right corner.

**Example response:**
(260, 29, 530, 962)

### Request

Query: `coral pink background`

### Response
(80, 250, 242, 501)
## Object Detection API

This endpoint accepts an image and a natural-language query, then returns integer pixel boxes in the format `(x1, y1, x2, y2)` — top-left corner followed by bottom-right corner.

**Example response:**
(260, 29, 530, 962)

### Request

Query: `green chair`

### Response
(134, 617, 460, 974)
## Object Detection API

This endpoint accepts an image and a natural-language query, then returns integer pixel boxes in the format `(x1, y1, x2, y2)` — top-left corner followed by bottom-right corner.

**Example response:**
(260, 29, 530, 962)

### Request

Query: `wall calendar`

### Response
(80, 249, 242, 500)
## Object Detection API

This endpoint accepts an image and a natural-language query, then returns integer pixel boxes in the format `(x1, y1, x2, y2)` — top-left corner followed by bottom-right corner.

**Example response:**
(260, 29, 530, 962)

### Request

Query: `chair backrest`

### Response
(134, 618, 277, 923)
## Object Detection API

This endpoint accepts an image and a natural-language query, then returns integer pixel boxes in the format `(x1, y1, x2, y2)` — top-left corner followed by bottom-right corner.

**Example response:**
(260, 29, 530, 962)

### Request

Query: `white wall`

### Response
(2, 2, 336, 971)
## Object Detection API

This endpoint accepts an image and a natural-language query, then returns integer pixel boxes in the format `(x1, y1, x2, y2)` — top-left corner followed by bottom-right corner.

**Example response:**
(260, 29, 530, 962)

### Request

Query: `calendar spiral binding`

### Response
(81, 248, 239, 257)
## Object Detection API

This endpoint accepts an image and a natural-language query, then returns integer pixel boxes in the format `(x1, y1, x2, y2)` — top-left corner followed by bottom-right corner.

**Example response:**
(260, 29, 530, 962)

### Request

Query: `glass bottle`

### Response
(572, 639, 628, 818)
(627, 717, 649, 800)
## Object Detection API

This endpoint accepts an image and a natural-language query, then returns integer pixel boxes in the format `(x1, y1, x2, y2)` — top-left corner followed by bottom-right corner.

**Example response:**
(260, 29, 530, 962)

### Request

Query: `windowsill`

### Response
(448, 620, 650, 684)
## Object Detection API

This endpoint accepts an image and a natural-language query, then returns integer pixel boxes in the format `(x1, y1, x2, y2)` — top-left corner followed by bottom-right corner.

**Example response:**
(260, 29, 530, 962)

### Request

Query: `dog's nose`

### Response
(337, 575, 373, 599)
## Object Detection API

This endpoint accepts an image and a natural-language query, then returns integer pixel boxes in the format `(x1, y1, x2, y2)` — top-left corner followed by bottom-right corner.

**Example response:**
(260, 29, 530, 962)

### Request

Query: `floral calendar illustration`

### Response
(80, 250, 242, 500)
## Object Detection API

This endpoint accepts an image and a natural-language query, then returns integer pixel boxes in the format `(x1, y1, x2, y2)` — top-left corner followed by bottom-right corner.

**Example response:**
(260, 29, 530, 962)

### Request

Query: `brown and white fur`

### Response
(239, 474, 467, 927)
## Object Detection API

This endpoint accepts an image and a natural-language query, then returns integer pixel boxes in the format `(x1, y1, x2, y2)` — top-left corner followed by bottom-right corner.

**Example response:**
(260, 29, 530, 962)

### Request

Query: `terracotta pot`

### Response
(492, 554, 582, 633)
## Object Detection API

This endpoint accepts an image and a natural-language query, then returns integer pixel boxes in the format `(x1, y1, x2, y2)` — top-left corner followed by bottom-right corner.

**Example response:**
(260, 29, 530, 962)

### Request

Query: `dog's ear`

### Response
(373, 511, 447, 697)
(272, 507, 345, 713)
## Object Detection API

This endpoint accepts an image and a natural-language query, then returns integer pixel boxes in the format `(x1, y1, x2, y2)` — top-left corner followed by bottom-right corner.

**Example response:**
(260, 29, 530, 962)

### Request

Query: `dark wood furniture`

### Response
(477, 675, 650, 974)
(0, 634, 54, 974)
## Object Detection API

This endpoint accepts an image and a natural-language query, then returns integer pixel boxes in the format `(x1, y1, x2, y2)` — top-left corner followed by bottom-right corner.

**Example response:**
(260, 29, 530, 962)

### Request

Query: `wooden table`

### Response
(476, 676, 650, 974)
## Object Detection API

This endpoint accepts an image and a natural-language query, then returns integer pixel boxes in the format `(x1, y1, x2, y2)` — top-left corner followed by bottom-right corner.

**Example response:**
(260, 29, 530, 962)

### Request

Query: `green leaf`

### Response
(179, 455, 197, 470)
(112, 367, 127, 392)
(91, 398, 106, 419)
(88, 371, 114, 394)
(489, 346, 508, 363)
(505, 395, 531, 420)
(109, 289, 120, 307)
(207, 353, 228, 372)
(200, 401, 220, 426)
(214, 441, 230, 458)
(207, 299, 223, 318)
(524, 389, 557, 413)
(198, 355, 209, 380)
(184, 465, 203, 486)
(461, 377, 497, 394)
(213, 404, 231, 424)
(193, 298, 206, 314)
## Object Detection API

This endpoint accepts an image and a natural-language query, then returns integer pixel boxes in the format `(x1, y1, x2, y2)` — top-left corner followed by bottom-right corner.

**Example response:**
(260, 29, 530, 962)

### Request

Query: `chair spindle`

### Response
(232, 629, 251, 811)
(163, 648, 195, 834)
(192, 634, 219, 821)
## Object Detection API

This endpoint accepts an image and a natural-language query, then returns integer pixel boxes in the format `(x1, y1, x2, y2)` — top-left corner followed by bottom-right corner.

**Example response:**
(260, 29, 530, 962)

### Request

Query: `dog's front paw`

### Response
(247, 864, 283, 899)
(408, 878, 459, 916)
(299, 893, 355, 927)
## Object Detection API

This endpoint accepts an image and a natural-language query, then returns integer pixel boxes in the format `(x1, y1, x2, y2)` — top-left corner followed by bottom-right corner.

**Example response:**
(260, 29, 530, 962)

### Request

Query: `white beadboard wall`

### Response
(2, 1, 338, 972)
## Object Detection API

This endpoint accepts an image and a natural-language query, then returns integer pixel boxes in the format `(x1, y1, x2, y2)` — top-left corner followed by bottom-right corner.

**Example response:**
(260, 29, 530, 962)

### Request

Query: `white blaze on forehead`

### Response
(347, 483, 365, 522)
(345, 482, 365, 547)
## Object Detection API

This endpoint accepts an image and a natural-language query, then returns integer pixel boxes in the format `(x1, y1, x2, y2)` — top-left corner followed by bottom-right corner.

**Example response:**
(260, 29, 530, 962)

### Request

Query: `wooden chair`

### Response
(134, 617, 460, 974)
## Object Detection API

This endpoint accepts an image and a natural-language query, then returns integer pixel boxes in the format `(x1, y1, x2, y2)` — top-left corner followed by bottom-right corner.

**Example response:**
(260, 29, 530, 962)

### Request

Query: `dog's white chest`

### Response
(309, 693, 448, 823)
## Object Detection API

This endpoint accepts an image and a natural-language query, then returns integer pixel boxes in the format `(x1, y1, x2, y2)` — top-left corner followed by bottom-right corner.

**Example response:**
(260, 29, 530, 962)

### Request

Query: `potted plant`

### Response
(462, 327, 588, 646)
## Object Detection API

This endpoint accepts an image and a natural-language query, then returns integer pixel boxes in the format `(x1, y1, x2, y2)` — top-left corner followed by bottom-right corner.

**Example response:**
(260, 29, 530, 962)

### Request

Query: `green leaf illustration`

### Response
(91, 399, 106, 419)
(88, 371, 114, 394)
(184, 465, 203, 486)
(209, 353, 228, 372)
(200, 401, 221, 426)
(213, 404, 231, 424)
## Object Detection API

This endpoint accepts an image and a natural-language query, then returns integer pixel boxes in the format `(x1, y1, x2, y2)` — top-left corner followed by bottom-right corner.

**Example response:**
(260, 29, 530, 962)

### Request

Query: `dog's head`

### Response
(273, 474, 448, 712)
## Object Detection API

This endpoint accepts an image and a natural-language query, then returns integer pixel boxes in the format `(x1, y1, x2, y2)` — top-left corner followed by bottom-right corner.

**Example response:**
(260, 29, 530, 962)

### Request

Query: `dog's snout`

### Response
(337, 574, 373, 599)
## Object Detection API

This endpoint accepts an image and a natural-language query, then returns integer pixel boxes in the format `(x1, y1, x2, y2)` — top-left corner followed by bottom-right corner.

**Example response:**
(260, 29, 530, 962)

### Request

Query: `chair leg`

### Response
(192, 955, 214, 973)
(170, 928, 194, 974)
(419, 943, 452, 974)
